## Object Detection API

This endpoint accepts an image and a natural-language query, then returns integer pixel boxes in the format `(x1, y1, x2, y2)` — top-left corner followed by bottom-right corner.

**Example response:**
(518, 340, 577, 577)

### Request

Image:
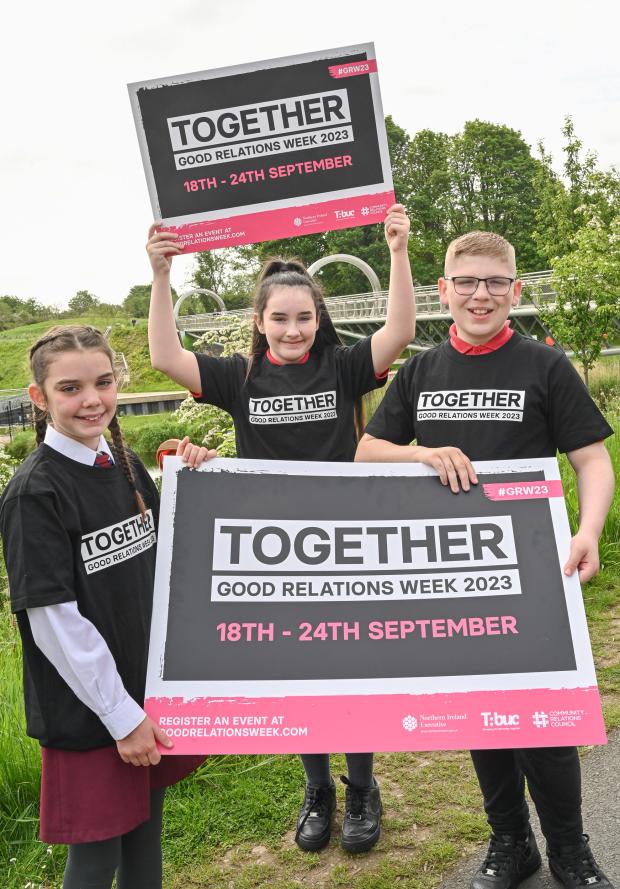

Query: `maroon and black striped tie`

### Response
(94, 451, 113, 469)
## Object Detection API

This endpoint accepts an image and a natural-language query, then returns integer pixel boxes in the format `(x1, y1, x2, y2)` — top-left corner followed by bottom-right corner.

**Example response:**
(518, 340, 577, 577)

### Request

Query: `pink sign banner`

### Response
(159, 191, 394, 253)
(482, 480, 564, 501)
(328, 59, 379, 79)
(145, 458, 606, 754)
(128, 44, 394, 253)
(146, 687, 605, 755)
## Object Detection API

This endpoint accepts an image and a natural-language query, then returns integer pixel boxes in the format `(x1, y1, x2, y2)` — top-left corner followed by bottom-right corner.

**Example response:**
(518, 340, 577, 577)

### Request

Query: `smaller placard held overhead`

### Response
(128, 44, 394, 252)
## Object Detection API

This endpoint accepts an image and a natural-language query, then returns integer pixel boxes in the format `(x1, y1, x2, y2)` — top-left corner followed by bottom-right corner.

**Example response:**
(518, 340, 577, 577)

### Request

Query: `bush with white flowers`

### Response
(174, 317, 253, 457)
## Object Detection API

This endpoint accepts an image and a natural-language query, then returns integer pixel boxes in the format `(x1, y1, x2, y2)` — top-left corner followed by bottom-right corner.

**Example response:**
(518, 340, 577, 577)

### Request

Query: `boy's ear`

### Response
(438, 277, 449, 306)
(512, 279, 523, 307)
(28, 383, 47, 411)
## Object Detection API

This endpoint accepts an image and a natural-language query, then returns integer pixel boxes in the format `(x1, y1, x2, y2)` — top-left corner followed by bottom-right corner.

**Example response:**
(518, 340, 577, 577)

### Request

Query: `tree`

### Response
(534, 116, 620, 264)
(446, 120, 548, 272)
(123, 285, 152, 318)
(538, 213, 620, 388)
(254, 232, 328, 272)
(0, 295, 57, 330)
(385, 115, 411, 199)
(67, 290, 100, 315)
(123, 284, 179, 318)
(98, 302, 124, 316)
(532, 118, 620, 387)
(400, 121, 549, 282)
(192, 247, 259, 310)
(405, 129, 452, 283)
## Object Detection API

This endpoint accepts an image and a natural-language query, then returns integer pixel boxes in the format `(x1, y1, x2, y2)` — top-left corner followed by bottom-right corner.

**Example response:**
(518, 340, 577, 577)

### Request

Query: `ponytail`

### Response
(108, 415, 147, 518)
(33, 404, 48, 446)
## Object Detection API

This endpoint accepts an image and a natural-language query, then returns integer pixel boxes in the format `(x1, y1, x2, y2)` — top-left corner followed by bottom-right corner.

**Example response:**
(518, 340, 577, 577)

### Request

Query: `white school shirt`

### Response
(26, 427, 146, 740)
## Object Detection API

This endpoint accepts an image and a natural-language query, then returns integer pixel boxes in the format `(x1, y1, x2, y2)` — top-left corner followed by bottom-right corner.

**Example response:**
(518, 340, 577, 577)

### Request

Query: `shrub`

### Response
(193, 317, 252, 356)
(4, 430, 36, 462)
(172, 318, 253, 456)
(591, 379, 620, 414)
(121, 417, 184, 466)
(0, 449, 18, 493)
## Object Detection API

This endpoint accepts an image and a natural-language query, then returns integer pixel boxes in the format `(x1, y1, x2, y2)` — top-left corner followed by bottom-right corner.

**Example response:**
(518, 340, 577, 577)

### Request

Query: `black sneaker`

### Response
(471, 827, 542, 889)
(294, 779, 336, 851)
(548, 834, 615, 888)
(340, 775, 382, 853)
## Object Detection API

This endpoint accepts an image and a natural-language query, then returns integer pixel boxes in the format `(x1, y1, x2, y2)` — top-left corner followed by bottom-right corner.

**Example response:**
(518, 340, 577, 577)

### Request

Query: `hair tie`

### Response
(30, 333, 61, 357)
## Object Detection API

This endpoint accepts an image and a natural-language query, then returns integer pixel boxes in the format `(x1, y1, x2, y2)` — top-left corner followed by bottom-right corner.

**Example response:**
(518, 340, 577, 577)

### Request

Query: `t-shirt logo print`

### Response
(417, 389, 525, 423)
(81, 509, 157, 573)
(248, 390, 337, 425)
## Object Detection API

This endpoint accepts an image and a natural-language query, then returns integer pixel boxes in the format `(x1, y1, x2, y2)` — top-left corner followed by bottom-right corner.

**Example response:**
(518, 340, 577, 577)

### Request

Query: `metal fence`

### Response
(0, 390, 32, 439)
(176, 270, 556, 332)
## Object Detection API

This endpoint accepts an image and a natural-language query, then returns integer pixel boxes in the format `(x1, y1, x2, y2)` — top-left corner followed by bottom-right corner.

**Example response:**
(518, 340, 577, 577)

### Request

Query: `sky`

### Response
(1, 0, 618, 308)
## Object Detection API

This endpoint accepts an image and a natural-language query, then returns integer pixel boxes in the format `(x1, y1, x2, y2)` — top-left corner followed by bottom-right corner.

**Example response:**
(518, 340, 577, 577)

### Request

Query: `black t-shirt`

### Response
(365, 334, 613, 459)
(0, 445, 160, 750)
(194, 336, 386, 461)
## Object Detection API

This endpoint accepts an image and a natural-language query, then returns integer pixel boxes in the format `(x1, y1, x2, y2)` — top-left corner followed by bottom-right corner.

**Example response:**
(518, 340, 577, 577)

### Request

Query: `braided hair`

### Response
(29, 325, 146, 516)
(247, 259, 366, 441)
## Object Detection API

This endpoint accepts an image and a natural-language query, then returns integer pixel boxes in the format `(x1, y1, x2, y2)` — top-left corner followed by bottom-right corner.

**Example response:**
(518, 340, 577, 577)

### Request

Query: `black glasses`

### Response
(444, 276, 515, 297)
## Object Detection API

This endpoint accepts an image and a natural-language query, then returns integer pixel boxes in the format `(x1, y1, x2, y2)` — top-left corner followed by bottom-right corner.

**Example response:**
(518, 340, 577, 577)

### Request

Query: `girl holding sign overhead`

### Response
(147, 205, 415, 853)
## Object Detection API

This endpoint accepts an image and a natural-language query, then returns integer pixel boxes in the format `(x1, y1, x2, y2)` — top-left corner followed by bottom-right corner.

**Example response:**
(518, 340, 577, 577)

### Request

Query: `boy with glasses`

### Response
(356, 231, 615, 889)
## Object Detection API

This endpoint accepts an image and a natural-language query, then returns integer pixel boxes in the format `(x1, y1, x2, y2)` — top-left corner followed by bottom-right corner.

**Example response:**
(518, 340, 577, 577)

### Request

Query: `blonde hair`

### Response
(445, 231, 516, 275)
(30, 325, 146, 516)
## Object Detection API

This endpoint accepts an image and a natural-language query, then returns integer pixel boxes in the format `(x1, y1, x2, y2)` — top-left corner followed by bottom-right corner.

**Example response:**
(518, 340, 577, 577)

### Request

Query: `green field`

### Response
(1, 412, 618, 889)
(1, 315, 619, 400)
(0, 316, 176, 393)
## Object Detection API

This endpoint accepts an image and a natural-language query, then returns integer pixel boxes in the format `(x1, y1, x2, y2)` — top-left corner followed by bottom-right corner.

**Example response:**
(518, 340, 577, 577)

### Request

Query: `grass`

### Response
(0, 316, 177, 393)
(0, 608, 66, 886)
(573, 354, 620, 388)
(2, 317, 618, 400)
(0, 409, 618, 888)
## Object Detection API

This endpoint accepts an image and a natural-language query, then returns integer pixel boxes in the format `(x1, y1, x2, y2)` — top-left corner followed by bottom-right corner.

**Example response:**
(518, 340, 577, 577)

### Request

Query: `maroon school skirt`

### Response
(40, 746, 206, 844)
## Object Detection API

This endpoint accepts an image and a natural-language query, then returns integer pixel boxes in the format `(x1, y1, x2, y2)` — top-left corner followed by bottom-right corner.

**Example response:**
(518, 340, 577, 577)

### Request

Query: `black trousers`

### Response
(470, 746, 583, 849)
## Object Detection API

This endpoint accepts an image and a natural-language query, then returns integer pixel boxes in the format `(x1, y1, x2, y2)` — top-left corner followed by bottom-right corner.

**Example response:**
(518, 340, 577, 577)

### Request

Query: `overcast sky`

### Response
(2, 0, 618, 307)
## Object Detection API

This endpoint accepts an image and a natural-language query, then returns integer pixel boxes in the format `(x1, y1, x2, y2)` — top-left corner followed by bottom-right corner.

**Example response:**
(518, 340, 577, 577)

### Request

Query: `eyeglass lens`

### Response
(452, 277, 512, 296)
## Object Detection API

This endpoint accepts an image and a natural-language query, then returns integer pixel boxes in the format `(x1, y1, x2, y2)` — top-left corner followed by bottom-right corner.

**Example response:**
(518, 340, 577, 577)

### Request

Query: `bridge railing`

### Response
(177, 271, 556, 331)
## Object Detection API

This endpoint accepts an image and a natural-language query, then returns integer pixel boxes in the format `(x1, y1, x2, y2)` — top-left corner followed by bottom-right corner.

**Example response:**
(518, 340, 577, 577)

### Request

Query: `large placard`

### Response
(128, 44, 394, 252)
(145, 459, 606, 753)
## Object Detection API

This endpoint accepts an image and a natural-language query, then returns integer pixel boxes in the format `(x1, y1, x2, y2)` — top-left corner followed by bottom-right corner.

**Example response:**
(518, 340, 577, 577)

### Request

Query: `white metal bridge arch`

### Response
(175, 267, 568, 351)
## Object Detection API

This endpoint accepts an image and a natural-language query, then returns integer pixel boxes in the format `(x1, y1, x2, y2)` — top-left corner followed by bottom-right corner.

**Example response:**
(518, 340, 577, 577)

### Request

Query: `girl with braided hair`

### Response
(147, 205, 416, 854)
(0, 325, 213, 889)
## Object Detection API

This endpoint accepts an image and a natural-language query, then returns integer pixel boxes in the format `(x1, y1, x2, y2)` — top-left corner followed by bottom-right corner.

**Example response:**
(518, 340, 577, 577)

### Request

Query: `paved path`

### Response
(438, 732, 619, 888)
